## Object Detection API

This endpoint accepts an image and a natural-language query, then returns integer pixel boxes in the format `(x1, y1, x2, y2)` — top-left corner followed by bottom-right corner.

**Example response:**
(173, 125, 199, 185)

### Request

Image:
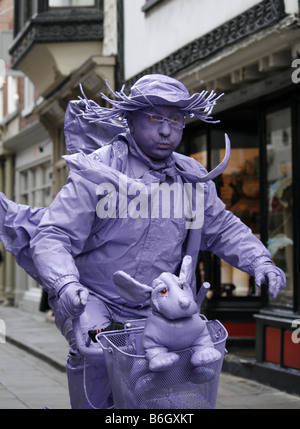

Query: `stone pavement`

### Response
(0, 341, 70, 409)
(1, 305, 300, 409)
(0, 305, 68, 372)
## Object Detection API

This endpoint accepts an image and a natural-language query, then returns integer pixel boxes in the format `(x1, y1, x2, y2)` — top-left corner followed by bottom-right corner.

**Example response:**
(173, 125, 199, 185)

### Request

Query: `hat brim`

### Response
(129, 94, 202, 109)
(125, 92, 203, 110)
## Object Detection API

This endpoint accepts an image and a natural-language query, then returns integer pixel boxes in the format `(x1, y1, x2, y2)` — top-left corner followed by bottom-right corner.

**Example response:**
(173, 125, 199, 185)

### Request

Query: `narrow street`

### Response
(0, 341, 70, 409)
(1, 338, 300, 409)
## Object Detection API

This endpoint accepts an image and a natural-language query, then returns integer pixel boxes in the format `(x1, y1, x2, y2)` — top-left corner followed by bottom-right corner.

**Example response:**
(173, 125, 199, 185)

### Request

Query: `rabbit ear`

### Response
(113, 271, 153, 303)
(179, 255, 193, 284)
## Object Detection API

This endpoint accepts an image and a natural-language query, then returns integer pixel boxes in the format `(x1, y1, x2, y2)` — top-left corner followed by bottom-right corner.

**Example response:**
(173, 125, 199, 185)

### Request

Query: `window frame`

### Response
(13, 0, 103, 37)
(48, 0, 96, 9)
(261, 94, 300, 313)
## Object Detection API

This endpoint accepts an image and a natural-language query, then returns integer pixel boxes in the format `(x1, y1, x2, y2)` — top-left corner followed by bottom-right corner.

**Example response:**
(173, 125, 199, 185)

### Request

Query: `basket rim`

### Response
(97, 326, 145, 358)
(96, 319, 228, 358)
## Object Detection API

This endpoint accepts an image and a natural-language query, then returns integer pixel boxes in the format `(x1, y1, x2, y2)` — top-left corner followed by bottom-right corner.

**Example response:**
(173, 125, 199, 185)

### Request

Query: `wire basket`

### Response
(97, 317, 227, 409)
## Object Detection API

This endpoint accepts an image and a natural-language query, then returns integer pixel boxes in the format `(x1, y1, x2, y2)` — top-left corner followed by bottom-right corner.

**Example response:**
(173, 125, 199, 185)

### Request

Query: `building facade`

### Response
(3, 0, 300, 393)
(121, 0, 300, 392)
(0, 0, 24, 306)
(2, 0, 121, 310)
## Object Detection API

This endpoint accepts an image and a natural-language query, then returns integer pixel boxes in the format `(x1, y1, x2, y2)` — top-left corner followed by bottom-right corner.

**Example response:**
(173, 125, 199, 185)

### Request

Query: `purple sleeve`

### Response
(201, 180, 271, 275)
(30, 172, 98, 296)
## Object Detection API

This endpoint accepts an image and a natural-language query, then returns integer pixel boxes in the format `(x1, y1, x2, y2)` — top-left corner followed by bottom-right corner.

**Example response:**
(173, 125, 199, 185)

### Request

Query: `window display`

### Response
(266, 107, 293, 306)
(218, 147, 260, 296)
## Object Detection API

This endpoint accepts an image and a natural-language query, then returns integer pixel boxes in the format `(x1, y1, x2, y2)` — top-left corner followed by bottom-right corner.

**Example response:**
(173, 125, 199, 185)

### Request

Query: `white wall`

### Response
(124, 0, 262, 80)
(284, 0, 299, 14)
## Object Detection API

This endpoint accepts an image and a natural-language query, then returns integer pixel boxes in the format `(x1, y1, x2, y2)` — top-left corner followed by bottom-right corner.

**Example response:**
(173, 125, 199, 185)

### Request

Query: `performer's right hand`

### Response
(58, 283, 89, 319)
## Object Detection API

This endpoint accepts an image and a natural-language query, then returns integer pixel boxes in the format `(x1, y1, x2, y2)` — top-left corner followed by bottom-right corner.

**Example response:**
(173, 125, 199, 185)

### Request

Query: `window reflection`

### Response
(215, 137, 260, 297)
(266, 108, 293, 306)
(188, 134, 209, 287)
(189, 134, 207, 168)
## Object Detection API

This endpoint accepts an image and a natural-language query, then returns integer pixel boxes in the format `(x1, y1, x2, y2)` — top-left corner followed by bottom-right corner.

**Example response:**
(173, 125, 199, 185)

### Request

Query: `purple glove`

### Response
(254, 261, 286, 299)
(58, 283, 89, 319)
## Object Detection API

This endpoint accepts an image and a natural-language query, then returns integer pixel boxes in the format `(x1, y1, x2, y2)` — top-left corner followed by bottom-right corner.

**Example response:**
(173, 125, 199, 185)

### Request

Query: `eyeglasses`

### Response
(140, 111, 185, 129)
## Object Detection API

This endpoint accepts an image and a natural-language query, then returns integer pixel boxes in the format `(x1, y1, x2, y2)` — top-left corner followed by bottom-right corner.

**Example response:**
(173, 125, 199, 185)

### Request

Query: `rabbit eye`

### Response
(160, 288, 167, 295)
(179, 284, 185, 290)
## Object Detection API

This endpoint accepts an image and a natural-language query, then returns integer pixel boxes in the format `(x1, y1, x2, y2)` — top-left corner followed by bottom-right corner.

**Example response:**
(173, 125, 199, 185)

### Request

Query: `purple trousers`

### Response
(53, 293, 147, 409)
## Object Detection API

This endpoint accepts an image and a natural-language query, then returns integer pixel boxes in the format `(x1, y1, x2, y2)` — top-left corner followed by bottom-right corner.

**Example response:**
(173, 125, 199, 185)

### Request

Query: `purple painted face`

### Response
(127, 106, 185, 160)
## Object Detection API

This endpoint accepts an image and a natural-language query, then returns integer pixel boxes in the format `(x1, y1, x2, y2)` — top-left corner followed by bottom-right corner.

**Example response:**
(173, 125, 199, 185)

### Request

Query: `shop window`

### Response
(213, 131, 260, 297)
(189, 134, 207, 168)
(266, 107, 293, 306)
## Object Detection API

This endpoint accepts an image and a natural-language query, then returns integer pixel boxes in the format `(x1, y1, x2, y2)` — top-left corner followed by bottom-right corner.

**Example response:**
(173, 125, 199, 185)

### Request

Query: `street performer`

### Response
(0, 74, 286, 408)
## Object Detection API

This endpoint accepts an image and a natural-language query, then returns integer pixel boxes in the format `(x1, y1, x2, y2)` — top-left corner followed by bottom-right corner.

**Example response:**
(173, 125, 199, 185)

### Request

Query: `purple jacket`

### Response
(0, 100, 271, 315)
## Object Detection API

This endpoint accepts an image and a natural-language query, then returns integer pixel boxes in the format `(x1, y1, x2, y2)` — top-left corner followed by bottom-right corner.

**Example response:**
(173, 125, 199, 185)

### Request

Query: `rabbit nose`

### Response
(179, 297, 190, 310)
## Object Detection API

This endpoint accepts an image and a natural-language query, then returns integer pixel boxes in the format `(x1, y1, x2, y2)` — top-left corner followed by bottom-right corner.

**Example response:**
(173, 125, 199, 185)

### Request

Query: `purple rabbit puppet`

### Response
(113, 255, 222, 372)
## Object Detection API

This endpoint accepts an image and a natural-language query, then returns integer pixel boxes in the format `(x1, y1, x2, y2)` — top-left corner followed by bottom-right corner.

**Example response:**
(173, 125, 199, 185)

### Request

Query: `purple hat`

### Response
(78, 74, 223, 125)
(129, 74, 198, 107)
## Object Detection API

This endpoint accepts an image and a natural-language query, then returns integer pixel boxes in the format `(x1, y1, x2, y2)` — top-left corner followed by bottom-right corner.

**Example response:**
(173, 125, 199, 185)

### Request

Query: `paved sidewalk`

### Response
(1, 305, 300, 409)
(0, 341, 70, 409)
(0, 305, 68, 372)
(217, 372, 300, 409)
